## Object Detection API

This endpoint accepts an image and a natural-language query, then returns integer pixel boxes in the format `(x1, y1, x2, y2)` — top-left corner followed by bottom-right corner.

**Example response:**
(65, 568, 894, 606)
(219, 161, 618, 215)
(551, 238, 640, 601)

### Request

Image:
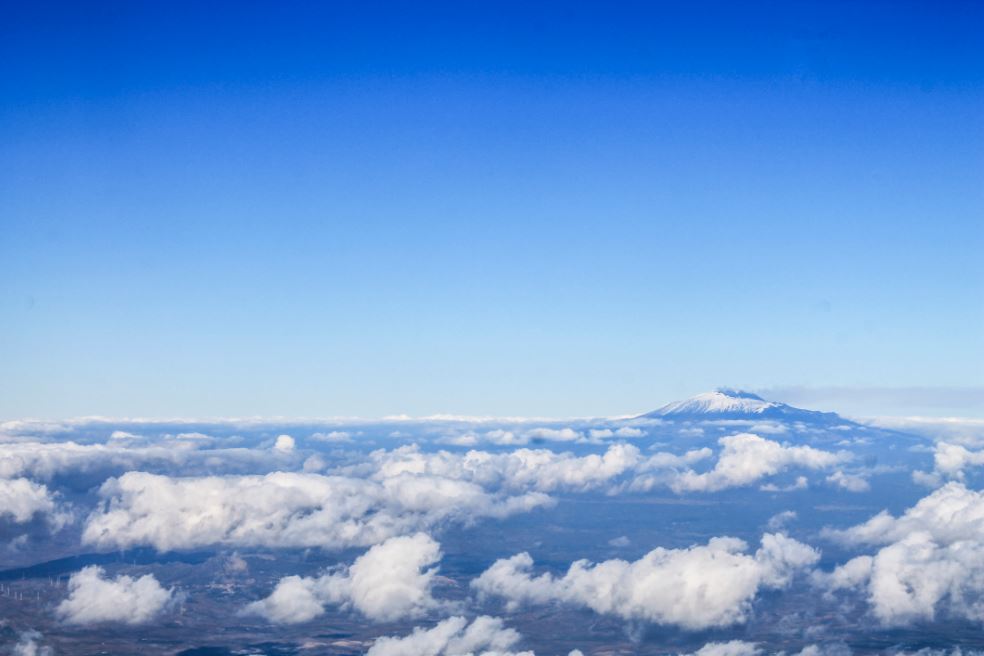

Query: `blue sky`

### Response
(1, 1, 982, 419)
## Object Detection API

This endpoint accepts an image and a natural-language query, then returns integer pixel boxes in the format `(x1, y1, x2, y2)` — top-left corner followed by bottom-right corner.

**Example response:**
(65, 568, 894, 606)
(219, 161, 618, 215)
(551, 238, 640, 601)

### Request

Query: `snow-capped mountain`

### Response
(641, 388, 846, 423)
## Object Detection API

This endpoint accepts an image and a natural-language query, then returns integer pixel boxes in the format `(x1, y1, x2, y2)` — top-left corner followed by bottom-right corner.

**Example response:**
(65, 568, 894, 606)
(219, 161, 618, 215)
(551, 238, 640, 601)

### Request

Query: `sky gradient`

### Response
(2, 1, 982, 419)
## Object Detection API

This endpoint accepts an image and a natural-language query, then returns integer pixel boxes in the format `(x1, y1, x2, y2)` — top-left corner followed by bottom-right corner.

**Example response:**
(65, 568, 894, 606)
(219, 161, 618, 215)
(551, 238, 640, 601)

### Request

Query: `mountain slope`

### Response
(640, 389, 848, 424)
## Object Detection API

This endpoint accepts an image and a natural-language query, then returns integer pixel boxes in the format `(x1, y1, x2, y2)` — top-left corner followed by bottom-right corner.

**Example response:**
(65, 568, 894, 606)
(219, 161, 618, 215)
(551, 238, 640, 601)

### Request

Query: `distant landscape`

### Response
(3, 390, 984, 654)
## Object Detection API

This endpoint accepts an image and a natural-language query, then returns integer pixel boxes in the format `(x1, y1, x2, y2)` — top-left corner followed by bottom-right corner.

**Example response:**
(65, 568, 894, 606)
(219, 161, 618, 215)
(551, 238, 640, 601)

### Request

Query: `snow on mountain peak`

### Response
(653, 390, 779, 417)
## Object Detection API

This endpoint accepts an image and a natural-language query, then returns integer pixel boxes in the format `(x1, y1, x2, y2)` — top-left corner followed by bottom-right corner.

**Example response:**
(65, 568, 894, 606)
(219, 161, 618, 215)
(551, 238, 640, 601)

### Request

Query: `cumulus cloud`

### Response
(362, 443, 645, 494)
(366, 616, 534, 656)
(245, 533, 441, 623)
(819, 483, 984, 625)
(83, 471, 550, 551)
(767, 511, 797, 531)
(626, 434, 847, 494)
(0, 478, 62, 525)
(923, 442, 984, 482)
(56, 566, 175, 625)
(826, 470, 870, 493)
(273, 435, 295, 452)
(473, 533, 819, 629)
(681, 643, 847, 656)
(827, 482, 984, 547)
(759, 476, 808, 493)
(661, 434, 848, 493)
(686, 642, 762, 656)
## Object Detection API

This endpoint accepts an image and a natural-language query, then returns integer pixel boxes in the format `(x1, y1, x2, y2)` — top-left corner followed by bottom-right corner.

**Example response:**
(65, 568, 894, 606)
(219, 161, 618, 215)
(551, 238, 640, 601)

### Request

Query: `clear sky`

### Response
(1, 1, 982, 419)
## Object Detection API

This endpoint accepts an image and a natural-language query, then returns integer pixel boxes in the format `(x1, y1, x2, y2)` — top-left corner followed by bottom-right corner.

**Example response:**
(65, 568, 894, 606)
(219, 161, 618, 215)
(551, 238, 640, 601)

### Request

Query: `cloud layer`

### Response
(82, 471, 550, 551)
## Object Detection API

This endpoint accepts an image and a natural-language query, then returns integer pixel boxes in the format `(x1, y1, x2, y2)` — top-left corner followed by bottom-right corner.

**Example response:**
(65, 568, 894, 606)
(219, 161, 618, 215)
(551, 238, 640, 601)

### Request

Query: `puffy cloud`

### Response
(661, 434, 848, 493)
(819, 483, 984, 625)
(473, 533, 818, 629)
(759, 476, 808, 493)
(0, 478, 61, 525)
(83, 471, 550, 551)
(686, 642, 762, 656)
(364, 443, 644, 494)
(931, 442, 984, 478)
(767, 510, 798, 531)
(827, 482, 984, 547)
(588, 427, 645, 440)
(483, 430, 525, 446)
(245, 533, 441, 623)
(637, 448, 714, 471)
(56, 566, 175, 625)
(913, 442, 984, 485)
(366, 616, 533, 656)
(682, 644, 847, 656)
(273, 435, 295, 452)
(826, 470, 870, 493)
(819, 534, 984, 625)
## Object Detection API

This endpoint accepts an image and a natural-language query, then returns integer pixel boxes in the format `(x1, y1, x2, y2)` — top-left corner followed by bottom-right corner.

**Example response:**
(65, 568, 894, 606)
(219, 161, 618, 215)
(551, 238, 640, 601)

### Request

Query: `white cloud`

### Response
(472, 533, 818, 629)
(686, 642, 761, 656)
(926, 442, 984, 481)
(608, 535, 631, 548)
(826, 482, 984, 547)
(56, 566, 175, 625)
(364, 443, 644, 494)
(0, 478, 61, 525)
(664, 434, 848, 493)
(469, 427, 588, 446)
(627, 434, 846, 494)
(174, 432, 212, 441)
(0, 440, 271, 481)
(83, 471, 550, 551)
(273, 435, 295, 452)
(681, 644, 847, 656)
(366, 616, 534, 656)
(767, 511, 797, 531)
(759, 476, 808, 493)
(826, 470, 870, 493)
(819, 483, 984, 625)
(245, 533, 441, 623)
(483, 430, 525, 446)
(366, 615, 586, 656)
